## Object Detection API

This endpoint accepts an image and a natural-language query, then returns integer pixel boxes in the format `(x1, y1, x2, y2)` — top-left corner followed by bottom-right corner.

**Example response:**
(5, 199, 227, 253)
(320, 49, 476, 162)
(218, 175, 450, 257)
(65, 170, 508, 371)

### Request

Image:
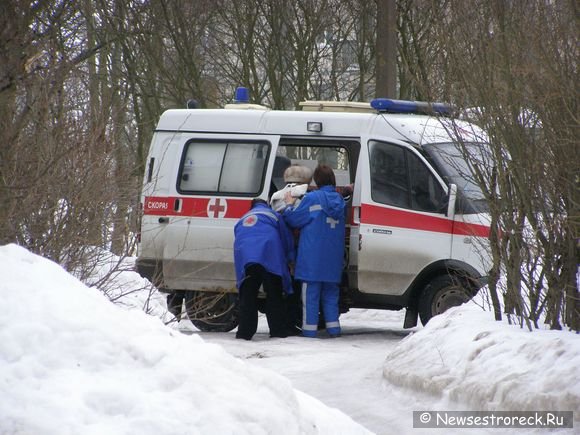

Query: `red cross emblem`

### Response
(207, 197, 227, 218)
(243, 215, 257, 227)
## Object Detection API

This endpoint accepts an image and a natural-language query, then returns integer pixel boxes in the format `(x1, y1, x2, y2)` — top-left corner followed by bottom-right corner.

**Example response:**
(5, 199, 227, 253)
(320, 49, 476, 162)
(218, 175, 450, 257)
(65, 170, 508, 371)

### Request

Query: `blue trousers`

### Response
(301, 281, 341, 337)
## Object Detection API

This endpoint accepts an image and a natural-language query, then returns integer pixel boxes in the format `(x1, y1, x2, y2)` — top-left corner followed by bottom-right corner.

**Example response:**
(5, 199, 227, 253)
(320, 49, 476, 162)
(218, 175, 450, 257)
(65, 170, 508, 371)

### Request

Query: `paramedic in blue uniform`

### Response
(283, 164, 345, 338)
(234, 198, 295, 340)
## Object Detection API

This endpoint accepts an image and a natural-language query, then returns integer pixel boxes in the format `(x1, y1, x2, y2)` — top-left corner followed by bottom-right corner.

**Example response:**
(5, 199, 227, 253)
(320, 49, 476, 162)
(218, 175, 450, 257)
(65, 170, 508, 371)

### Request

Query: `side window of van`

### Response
(369, 142, 408, 208)
(407, 151, 446, 212)
(369, 141, 445, 212)
(178, 141, 268, 195)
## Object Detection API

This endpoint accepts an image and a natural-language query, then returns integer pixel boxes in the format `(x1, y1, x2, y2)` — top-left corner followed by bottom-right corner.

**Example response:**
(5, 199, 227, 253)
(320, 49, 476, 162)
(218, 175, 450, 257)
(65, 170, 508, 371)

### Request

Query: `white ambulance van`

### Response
(136, 88, 492, 332)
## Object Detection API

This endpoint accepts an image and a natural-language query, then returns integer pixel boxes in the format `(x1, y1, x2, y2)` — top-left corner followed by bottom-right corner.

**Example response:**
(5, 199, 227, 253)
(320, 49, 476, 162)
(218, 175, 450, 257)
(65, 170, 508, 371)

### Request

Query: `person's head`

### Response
(313, 164, 336, 187)
(250, 198, 268, 209)
(283, 165, 313, 185)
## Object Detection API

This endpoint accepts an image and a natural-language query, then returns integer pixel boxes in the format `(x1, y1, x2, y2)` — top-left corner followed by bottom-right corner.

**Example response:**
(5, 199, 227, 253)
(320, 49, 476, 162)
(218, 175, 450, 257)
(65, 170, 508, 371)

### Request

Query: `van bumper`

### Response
(135, 258, 166, 291)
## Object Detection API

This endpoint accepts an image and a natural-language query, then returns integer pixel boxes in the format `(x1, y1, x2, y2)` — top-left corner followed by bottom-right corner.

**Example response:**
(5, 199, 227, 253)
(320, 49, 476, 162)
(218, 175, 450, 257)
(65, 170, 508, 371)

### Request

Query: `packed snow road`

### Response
(178, 310, 500, 435)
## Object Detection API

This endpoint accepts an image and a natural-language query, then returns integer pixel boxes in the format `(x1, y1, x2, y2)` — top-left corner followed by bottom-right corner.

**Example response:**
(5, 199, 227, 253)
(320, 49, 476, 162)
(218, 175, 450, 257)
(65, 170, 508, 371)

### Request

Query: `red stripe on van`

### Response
(143, 196, 173, 215)
(361, 203, 490, 237)
(452, 220, 491, 237)
(143, 196, 251, 219)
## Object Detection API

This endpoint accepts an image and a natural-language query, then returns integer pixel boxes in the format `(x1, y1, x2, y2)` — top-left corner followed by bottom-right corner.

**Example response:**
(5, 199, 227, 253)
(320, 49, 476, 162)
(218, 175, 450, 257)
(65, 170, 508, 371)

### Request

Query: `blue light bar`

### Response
(234, 87, 250, 103)
(371, 98, 415, 113)
(371, 98, 453, 116)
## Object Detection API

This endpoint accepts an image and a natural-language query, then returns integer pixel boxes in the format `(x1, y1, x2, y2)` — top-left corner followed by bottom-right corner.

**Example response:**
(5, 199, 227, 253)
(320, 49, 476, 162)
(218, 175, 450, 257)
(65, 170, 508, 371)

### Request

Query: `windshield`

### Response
(423, 142, 490, 213)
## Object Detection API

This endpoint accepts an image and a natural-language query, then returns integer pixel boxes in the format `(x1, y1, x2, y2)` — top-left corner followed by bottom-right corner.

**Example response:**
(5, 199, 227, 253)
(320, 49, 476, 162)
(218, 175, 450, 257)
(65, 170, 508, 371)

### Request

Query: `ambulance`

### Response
(136, 88, 492, 332)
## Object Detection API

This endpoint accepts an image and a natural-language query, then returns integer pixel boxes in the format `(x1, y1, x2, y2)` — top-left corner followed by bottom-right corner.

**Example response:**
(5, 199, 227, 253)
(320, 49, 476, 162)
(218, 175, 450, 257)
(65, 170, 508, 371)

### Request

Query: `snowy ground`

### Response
(0, 245, 369, 435)
(1, 244, 578, 434)
(181, 308, 578, 435)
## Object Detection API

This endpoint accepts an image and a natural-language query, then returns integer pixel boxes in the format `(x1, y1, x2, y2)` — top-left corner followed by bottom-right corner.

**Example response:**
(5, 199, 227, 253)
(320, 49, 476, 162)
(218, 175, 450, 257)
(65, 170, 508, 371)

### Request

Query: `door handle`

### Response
(158, 217, 169, 224)
(352, 206, 361, 225)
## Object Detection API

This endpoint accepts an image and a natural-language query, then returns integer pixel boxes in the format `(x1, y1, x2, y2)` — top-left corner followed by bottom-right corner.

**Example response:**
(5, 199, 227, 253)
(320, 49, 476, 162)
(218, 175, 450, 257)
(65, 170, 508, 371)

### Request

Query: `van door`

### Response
(352, 137, 452, 295)
(158, 134, 280, 292)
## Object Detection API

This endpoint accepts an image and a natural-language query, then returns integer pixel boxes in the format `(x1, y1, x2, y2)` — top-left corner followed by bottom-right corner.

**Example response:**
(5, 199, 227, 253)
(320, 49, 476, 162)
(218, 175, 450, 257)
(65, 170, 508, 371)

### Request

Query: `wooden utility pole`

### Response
(375, 0, 397, 98)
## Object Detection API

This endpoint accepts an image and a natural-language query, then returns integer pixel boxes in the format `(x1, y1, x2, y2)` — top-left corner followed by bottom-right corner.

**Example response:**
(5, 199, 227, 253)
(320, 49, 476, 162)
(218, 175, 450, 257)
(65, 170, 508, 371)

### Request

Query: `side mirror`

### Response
(447, 184, 457, 219)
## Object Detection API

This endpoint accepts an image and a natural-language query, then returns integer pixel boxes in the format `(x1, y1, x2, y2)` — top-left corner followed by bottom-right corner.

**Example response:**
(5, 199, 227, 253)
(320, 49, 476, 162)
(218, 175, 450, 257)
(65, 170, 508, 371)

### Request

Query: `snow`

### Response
(188, 308, 579, 434)
(1, 243, 578, 434)
(383, 303, 580, 416)
(0, 244, 369, 435)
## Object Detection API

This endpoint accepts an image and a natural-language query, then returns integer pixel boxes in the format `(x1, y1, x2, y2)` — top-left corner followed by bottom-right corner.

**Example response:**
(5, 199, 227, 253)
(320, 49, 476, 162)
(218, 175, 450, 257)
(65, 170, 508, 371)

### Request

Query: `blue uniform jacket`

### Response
(234, 203, 295, 293)
(283, 186, 345, 283)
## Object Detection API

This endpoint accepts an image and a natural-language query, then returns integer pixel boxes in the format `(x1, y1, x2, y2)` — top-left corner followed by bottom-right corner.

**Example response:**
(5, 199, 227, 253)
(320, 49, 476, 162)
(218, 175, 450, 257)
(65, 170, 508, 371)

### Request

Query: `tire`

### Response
(184, 290, 239, 332)
(418, 275, 473, 325)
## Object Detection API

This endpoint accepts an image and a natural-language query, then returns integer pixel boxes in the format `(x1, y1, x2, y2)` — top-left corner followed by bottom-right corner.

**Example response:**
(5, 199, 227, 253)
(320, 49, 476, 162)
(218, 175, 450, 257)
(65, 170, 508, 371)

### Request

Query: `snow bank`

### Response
(0, 244, 370, 435)
(75, 247, 172, 323)
(383, 303, 580, 421)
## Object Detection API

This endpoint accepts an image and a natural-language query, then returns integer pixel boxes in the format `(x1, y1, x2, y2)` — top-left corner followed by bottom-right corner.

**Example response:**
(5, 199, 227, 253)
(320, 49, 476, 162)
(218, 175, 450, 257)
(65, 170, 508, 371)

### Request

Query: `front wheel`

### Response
(184, 291, 239, 332)
(418, 275, 473, 325)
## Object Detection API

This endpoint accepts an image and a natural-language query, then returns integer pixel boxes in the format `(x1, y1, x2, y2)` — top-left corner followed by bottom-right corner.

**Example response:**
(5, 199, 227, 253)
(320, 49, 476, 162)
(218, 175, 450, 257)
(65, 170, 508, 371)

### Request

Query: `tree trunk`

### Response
(375, 0, 397, 98)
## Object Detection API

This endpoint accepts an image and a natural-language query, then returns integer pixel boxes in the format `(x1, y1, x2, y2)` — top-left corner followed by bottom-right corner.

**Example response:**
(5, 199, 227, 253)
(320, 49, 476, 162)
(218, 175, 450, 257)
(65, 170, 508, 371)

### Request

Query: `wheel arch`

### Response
(406, 259, 485, 310)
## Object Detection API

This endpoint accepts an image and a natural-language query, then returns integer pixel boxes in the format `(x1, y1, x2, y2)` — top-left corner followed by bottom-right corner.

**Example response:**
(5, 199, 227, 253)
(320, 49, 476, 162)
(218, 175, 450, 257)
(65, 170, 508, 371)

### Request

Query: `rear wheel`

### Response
(418, 275, 473, 325)
(184, 290, 239, 332)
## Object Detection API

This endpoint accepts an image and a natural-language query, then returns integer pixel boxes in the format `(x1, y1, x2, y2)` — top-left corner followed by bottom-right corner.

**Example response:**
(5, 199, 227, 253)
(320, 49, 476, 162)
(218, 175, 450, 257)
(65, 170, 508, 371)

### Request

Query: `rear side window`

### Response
(178, 140, 269, 195)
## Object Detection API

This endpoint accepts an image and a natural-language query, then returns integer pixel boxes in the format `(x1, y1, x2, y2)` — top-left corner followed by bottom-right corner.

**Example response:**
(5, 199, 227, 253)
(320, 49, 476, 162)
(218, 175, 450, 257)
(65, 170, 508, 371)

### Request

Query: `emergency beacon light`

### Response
(234, 87, 250, 103)
(371, 98, 453, 116)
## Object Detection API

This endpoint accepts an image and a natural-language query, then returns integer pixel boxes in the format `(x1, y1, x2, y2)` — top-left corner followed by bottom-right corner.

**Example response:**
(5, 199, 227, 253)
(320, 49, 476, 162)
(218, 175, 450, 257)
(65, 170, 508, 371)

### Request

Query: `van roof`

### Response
(155, 108, 484, 146)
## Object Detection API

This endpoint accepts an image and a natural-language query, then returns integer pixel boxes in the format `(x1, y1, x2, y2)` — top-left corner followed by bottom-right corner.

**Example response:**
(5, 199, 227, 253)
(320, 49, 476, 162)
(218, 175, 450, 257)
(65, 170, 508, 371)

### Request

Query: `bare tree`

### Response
(396, 0, 452, 100)
(4, 0, 574, 332)
(424, 0, 579, 331)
